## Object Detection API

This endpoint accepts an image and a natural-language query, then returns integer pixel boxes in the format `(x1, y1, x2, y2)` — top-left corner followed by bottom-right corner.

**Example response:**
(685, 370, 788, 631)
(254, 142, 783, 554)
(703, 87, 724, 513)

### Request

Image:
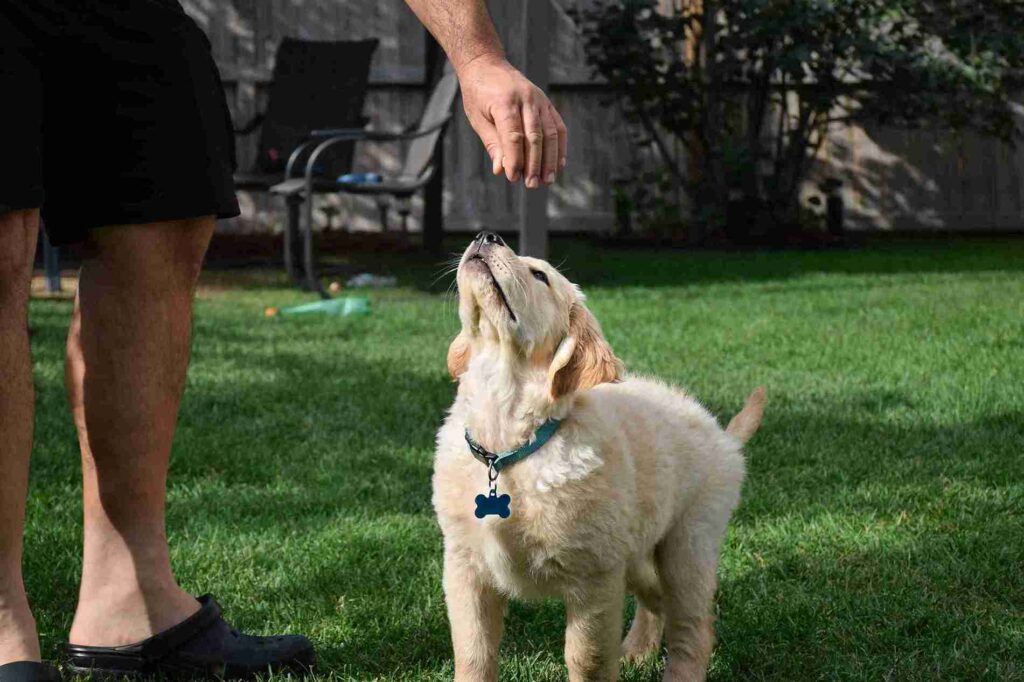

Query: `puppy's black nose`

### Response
(474, 231, 505, 247)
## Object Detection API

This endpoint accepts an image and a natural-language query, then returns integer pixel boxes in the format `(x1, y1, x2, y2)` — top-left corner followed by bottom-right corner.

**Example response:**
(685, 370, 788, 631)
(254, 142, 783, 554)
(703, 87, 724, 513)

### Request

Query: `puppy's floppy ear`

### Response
(447, 332, 472, 381)
(549, 303, 623, 399)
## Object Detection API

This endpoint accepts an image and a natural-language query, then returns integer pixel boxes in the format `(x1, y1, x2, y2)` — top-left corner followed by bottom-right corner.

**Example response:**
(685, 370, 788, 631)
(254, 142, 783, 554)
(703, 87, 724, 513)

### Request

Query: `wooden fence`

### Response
(182, 0, 1024, 235)
(811, 121, 1024, 231)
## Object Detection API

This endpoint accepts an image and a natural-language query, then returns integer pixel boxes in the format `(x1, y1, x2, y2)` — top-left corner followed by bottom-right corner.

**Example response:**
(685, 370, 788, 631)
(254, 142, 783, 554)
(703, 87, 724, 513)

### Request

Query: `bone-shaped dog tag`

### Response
(474, 489, 511, 519)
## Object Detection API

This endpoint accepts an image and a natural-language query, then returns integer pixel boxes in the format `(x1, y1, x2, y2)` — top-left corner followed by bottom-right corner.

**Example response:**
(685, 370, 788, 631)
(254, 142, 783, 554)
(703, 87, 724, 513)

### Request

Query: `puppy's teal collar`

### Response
(465, 418, 563, 472)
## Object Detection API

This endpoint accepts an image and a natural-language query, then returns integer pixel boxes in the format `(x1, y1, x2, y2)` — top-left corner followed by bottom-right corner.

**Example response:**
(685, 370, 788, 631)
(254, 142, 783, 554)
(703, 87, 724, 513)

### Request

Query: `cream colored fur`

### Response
(433, 238, 764, 682)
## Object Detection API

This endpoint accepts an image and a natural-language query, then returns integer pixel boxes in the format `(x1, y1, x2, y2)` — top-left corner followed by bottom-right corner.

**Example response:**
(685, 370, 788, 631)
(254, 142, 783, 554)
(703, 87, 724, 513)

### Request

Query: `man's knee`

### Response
(162, 217, 215, 286)
(0, 209, 40, 303)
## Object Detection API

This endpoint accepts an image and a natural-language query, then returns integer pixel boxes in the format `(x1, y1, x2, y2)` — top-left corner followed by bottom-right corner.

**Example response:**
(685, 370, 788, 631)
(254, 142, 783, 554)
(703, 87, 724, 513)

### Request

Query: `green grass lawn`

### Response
(25, 237, 1024, 681)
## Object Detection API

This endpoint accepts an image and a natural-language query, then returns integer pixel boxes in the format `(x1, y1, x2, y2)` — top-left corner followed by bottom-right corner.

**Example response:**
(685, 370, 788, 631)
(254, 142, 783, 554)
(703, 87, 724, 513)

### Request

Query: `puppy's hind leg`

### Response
(622, 604, 663, 662)
(622, 557, 664, 661)
(658, 492, 738, 682)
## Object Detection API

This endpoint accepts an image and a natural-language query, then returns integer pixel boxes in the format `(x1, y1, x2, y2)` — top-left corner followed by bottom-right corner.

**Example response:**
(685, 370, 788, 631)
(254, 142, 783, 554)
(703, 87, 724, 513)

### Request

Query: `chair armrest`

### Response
(307, 128, 370, 141)
(298, 114, 451, 198)
(234, 112, 265, 136)
(284, 139, 319, 179)
(269, 178, 306, 196)
(311, 114, 452, 143)
(283, 117, 373, 179)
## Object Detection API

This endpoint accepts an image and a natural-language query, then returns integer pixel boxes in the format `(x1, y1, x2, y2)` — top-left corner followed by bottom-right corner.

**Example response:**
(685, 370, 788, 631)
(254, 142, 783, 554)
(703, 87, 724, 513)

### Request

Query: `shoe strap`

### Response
(136, 595, 223, 660)
(65, 594, 223, 664)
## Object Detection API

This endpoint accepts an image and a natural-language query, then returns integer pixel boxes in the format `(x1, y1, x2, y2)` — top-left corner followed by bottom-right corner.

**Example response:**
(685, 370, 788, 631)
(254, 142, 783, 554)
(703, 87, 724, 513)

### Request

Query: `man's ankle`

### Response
(70, 580, 200, 648)
(0, 584, 41, 666)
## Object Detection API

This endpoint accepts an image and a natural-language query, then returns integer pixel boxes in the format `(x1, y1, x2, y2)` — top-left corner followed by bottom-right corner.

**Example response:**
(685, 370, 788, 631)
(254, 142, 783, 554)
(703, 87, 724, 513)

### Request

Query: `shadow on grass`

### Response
(545, 237, 1024, 291)
(185, 236, 1024, 296)
(320, 236, 1024, 294)
(23, 295, 1024, 680)
(715, 526, 1023, 681)
(171, 403, 1021, 679)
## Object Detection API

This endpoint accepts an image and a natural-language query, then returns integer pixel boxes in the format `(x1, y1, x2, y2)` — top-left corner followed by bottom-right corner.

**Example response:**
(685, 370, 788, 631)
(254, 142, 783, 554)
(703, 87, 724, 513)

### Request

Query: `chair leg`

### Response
(396, 197, 412, 234)
(302, 188, 327, 298)
(376, 199, 390, 232)
(284, 194, 302, 283)
(320, 205, 340, 231)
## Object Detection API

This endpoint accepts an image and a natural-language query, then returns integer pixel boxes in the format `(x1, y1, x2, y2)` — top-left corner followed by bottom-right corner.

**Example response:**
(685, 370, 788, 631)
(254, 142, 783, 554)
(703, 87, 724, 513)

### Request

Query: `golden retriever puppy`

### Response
(433, 232, 764, 682)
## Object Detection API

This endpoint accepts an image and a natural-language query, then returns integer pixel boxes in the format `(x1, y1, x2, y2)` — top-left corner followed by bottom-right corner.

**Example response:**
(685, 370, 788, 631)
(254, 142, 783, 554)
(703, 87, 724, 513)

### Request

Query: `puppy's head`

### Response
(448, 232, 622, 401)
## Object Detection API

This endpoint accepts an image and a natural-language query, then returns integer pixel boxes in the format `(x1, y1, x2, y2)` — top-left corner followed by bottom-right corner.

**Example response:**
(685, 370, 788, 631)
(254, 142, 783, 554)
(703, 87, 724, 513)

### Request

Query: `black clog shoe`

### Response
(64, 595, 314, 680)
(0, 662, 61, 682)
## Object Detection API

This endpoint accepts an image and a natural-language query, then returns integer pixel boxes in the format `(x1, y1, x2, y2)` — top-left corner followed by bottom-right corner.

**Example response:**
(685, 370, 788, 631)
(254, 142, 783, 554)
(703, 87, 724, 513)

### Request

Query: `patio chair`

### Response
(233, 37, 378, 278)
(271, 67, 460, 296)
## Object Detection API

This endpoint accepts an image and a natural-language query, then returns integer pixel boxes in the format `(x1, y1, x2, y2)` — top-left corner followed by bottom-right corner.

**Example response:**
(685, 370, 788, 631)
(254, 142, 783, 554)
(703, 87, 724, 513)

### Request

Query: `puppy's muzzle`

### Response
(470, 230, 507, 257)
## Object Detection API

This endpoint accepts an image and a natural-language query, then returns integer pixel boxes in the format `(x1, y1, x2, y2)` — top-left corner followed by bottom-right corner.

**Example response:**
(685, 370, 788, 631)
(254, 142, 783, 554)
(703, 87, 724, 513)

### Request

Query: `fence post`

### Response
(517, 0, 551, 258)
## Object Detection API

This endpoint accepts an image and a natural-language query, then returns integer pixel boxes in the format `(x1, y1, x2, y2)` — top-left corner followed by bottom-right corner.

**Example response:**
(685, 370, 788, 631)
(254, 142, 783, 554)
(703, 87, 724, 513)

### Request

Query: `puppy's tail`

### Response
(726, 387, 766, 444)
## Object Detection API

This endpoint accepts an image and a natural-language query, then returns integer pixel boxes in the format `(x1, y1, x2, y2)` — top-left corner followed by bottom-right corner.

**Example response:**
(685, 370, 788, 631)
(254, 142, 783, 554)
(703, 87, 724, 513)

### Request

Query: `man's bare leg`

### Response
(66, 218, 214, 647)
(0, 209, 41, 666)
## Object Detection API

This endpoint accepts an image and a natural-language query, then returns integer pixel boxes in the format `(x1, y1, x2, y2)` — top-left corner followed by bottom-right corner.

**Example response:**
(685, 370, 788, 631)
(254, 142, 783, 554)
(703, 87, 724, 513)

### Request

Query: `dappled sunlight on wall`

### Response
(808, 112, 1024, 231)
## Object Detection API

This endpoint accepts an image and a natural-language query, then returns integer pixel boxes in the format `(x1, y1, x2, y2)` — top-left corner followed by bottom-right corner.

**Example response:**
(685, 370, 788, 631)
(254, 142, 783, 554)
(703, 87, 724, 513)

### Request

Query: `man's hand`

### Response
(457, 55, 567, 189)
(402, 0, 567, 188)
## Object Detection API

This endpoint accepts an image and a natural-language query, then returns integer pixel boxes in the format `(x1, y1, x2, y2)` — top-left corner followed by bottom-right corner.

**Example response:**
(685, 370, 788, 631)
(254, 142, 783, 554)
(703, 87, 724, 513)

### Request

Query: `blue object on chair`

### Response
(337, 172, 382, 185)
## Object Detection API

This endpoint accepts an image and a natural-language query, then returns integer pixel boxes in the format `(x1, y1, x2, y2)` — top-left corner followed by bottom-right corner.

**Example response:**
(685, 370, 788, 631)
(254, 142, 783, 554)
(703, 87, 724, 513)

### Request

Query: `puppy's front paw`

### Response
(621, 632, 661, 662)
(662, 658, 708, 682)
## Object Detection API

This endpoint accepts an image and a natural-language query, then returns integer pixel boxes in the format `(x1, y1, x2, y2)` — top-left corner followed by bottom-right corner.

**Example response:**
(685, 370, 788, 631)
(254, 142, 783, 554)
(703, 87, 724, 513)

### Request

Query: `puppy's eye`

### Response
(531, 269, 550, 286)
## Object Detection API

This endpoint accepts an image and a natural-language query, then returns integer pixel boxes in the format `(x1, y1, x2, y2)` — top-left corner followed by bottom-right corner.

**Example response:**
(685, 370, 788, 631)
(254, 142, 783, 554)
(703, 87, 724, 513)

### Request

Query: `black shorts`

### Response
(0, 0, 239, 245)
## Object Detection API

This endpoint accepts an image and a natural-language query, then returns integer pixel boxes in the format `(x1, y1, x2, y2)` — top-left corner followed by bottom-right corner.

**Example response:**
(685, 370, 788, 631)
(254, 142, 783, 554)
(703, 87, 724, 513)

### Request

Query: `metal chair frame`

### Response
(284, 117, 452, 295)
(272, 67, 459, 296)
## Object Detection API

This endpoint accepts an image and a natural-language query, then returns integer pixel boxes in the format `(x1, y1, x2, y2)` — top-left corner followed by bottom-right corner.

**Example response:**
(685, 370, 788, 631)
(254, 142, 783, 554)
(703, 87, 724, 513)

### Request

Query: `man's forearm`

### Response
(404, 0, 506, 73)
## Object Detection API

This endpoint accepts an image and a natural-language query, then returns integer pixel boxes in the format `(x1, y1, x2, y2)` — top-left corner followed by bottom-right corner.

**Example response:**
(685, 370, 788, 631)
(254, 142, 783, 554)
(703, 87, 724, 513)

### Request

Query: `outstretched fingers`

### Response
(469, 113, 505, 176)
(521, 104, 545, 188)
(541, 104, 564, 184)
(493, 101, 526, 183)
(461, 59, 568, 189)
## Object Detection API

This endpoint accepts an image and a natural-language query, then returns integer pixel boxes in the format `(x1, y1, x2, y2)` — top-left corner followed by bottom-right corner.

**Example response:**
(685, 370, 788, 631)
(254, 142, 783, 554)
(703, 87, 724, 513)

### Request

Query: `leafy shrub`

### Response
(574, 0, 1024, 243)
